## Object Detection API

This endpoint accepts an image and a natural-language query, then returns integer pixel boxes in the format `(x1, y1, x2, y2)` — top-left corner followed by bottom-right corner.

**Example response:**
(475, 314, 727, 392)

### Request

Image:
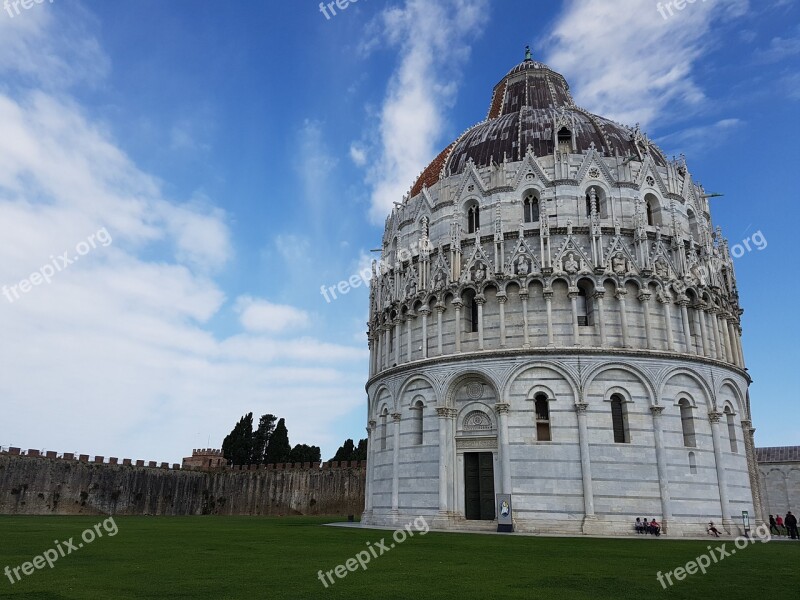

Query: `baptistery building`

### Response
(362, 52, 763, 536)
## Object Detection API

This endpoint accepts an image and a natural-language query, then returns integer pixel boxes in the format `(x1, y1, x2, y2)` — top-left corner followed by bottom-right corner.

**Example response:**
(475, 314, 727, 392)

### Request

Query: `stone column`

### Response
(722, 315, 734, 365)
(741, 419, 766, 525)
(476, 297, 485, 350)
(709, 411, 733, 531)
(363, 420, 377, 517)
(709, 309, 720, 359)
(521, 292, 531, 348)
(639, 291, 653, 350)
(650, 406, 673, 532)
(454, 300, 462, 353)
(661, 297, 677, 352)
(679, 300, 694, 354)
(391, 412, 402, 520)
(435, 407, 455, 520)
(697, 306, 709, 357)
(594, 291, 607, 347)
(544, 290, 555, 347)
(420, 307, 429, 358)
(575, 402, 597, 531)
(734, 324, 745, 368)
(436, 304, 444, 356)
(394, 320, 401, 366)
(569, 291, 581, 346)
(406, 314, 414, 363)
(498, 294, 507, 347)
(616, 289, 630, 348)
(495, 403, 512, 495)
(383, 325, 391, 370)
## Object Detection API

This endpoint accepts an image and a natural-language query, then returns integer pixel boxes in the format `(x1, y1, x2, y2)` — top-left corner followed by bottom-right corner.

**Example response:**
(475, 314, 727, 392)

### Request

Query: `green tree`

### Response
(221, 412, 254, 466)
(330, 438, 367, 462)
(265, 418, 291, 464)
(288, 444, 321, 464)
(251, 413, 276, 464)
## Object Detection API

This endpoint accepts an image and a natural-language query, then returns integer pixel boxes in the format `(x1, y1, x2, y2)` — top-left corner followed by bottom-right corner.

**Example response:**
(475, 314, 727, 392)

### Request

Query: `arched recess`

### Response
(658, 368, 714, 410)
(370, 384, 394, 420)
(583, 362, 657, 406)
(501, 361, 580, 404)
(396, 373, 440, 406)
(443, 370, 502, 409)
(716, 379, 747, 417)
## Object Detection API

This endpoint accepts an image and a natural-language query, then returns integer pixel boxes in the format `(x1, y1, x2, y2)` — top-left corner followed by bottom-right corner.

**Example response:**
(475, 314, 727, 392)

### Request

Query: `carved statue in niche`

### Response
(654, 258, 669, 280)
(690, 262, 707, 287)
(612, 252, 627, 275)
(472, 262, 486, 283)
(433, 270, 446, 291)
(406, 277, 417, 298)
(515, 256, 530, 276)
(564, 252, 579, 274)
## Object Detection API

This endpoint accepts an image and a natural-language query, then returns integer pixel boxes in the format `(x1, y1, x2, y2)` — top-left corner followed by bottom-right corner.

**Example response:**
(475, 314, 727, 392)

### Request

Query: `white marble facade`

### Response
(362, 56, 761, 536)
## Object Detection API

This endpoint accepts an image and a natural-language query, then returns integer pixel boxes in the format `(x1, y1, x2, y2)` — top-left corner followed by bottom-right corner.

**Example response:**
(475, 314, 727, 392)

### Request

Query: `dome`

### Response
(410, 55, 667, 197)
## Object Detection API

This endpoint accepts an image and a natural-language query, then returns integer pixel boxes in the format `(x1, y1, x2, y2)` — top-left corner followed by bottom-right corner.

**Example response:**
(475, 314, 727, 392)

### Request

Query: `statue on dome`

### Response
(525, 46, 532, 61)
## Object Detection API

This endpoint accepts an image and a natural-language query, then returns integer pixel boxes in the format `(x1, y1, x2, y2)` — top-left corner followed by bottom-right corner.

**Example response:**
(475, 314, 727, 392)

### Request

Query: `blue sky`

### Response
(0, 0, 797, 463)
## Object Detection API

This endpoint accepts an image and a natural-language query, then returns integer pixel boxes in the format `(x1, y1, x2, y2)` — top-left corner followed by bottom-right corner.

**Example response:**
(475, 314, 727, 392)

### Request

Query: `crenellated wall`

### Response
(0, 450, 365, 516)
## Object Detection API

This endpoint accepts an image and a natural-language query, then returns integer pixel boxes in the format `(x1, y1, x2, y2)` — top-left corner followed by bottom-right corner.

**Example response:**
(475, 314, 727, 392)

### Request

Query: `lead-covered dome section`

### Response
(410, 58, 667, 196)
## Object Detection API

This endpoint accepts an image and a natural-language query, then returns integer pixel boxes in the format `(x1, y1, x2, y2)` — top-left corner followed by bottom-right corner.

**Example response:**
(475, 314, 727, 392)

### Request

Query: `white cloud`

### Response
(235, 297, 311, 333)
(0, 9, 367, 463)
(362, 0, 489, 224)
(544, 0, 749, 128)
(349, 143, 367, 166)
(656, 118, 743, 156)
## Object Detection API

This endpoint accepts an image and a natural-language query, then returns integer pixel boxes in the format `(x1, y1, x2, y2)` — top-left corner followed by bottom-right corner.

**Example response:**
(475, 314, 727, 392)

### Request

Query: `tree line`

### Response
(221, 412, 367, 466)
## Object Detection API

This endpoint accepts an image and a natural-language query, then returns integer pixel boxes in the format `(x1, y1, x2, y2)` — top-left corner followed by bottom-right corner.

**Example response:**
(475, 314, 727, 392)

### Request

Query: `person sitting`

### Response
(649, 518, 661, 536)
(635, 517, 644, 534)
(707, 522, 721, 537)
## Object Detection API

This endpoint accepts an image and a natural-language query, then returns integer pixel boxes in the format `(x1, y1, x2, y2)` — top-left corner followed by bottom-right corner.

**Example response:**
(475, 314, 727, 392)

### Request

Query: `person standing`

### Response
(776, 514, 786, 536)
(785, 511, 799, 540)
(769, 515, 779, 535)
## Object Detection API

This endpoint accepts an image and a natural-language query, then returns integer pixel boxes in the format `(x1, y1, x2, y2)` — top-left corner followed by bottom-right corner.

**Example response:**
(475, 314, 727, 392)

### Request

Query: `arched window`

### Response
(687, 208, 699, 240)
(610, 394, 628, 443)
(678, 399, 696, 448)
(467, 204, 480, 234)
(380, 408, 389, 451)
(463, 290, 478, 333)
(576, 282, 593, 326)
(523, 192, 540, 223)
(585, 192, 593, 218)
(534, 393, 551, 441)
(725, 407, 738, 453)
(688, 451, 697, 474)
(644, 193, 660, 227)
(557, 127, 572, 153)
(646, 201, 654, 226)
(412, 400, 424, 445)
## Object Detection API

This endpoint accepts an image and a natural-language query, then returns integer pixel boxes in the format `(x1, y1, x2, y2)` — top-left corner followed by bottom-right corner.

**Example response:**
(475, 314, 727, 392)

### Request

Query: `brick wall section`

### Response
(0, 451, 366, 517)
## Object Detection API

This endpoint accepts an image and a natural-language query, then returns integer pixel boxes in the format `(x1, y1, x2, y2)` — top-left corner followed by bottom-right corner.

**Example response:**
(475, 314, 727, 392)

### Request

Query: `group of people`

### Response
(634, 517, 661, 536)
(769, 511, 799, 539)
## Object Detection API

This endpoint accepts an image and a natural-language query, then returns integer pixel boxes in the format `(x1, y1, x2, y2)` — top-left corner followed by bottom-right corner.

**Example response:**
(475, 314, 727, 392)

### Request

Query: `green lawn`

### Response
(0, 515, 796, 599)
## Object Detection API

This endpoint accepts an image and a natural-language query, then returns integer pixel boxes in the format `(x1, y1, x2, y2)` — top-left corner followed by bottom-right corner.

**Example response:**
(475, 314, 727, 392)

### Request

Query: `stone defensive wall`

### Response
(0, 448, 366, 517)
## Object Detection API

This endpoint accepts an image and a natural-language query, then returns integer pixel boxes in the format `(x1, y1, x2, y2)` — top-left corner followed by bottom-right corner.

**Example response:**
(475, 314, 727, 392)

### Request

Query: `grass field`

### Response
(0, 515, 797, 599)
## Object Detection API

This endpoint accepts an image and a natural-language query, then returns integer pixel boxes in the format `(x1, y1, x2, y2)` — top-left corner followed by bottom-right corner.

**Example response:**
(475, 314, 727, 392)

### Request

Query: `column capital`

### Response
(436, 406, 456, 418)
(614, 289, 627, 300)
(592, 290, 605, 300)
(406, 311, 417, 320)
(542, 290, 553, 299)
(494, 402, 510, 415)
(650, 405, 665, 416)
(637, 291, 651, 303)
(708, 411, 723, 424)
(574, 402, 589, 413)
(452, 299, 463, 309)
(391, 412, 402, 422)
(567, 290, 580, 299)
(419, 306, 431, 316)
(497, 294, 508, 303)
(435, 303, 445, 314)
(475, 295, 486, 305)
(368, 419, 377, 429)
